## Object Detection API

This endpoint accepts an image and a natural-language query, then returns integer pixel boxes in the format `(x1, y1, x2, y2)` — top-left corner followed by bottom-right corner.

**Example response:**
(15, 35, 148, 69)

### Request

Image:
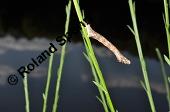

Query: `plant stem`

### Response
(52, 1, 72, 112)
(23, 72, 30, 112)
(164, 0, 170, 59)
(128, 0, 156, 112)
(42, 52, 54, 112)
(73, 0, 116, 111)
(156, 48, 170, 110)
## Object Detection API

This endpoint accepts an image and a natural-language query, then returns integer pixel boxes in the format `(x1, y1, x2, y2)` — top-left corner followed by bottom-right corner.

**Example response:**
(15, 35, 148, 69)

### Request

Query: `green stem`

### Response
(164, 0, 170, 59)
(156, 48, 170, 110)
(83, 46, 109, 112)
(52, 1, 72, 112)
(73, 0, 116, 111)
(128, 0, 156, 112)
(23, 72, 30, 112)
(42, 53, 54, 112)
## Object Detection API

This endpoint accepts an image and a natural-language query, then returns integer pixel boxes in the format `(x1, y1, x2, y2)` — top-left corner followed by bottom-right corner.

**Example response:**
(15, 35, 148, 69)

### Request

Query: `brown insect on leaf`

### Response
(81, 21, 131, 64)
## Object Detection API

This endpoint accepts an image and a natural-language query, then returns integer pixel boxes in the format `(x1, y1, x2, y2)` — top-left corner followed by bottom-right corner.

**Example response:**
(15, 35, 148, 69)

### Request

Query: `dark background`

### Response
(0, 0, 167, 57)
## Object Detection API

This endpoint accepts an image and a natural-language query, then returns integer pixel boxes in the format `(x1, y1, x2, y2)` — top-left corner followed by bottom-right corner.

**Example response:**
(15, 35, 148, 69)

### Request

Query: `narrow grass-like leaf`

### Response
(127, 25, 135, 36)
(140, 80, 147, 92)
(93, 81, 108, 94)
(164, 55, 170, 65)
(42, 93, 46, 100)
(96, 96, 104, 105)
(163, 14, 166, 25)
(82, 10, 85, 19)
(83, 52, 90, 62)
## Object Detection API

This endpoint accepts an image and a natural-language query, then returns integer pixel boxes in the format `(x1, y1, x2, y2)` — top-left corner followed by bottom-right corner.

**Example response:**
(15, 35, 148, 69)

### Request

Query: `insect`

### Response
(81, 21, 131, 64)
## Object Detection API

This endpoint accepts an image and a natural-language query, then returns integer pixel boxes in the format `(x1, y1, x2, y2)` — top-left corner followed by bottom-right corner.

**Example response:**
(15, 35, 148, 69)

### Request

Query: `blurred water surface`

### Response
(0, 35, 169, 112)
